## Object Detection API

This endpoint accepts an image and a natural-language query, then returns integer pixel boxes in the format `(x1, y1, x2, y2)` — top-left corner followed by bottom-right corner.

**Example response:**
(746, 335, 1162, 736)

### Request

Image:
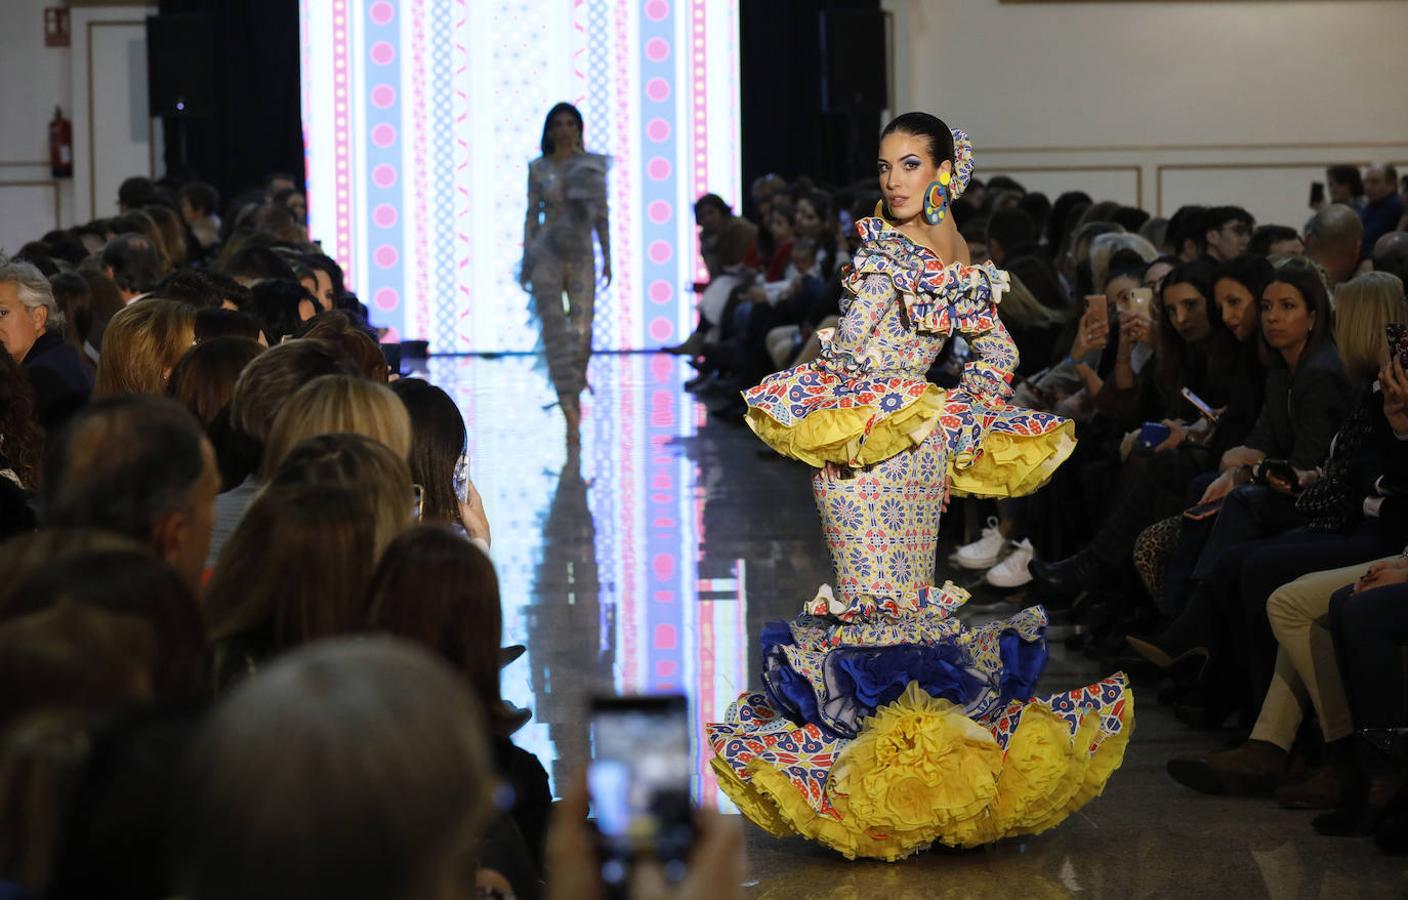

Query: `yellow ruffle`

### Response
(948, 419, 1077, 499)
(713, 683, 1134, 860)
(744, 387, 944, 468)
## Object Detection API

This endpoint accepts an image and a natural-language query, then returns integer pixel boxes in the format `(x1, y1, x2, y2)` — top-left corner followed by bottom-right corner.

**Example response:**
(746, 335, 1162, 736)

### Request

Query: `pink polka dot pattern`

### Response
(373, 287, 400, 310)
(372, 203, 399, 228)
(645, 37, 670, 62)
(371, 84, 396, 109)
(647, 157, 671, 181)
(648, 316, 674, 342)
(369, 1, 394, 25)
(645, 77, 670, 102)
(647, 199, 672, 224)
(645, 0, 669, 22)
(371, 123, 397, 147)
(369, 40, 395, 66)
(374, 244, 399, 268)
(646, 118, 671, 143)
(371, 164, 398, 188)
(648, 240, 672, 264)
(649, 280, 673, 304)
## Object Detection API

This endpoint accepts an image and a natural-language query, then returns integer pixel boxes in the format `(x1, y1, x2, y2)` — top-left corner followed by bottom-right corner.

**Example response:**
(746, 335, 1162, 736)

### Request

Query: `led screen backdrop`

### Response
(300, 0, 742, 352)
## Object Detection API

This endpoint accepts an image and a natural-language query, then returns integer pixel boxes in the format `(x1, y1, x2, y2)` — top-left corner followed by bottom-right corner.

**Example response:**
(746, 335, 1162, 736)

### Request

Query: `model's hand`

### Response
(601, 260, 613, 288)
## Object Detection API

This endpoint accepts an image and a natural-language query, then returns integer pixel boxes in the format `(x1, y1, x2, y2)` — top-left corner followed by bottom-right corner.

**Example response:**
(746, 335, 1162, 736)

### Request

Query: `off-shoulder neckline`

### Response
(855, 216, 975, 271)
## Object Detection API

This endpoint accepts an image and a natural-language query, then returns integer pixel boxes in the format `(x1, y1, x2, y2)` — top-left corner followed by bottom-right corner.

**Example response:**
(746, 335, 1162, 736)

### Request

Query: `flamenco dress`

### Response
(706, 215, 1134, 860)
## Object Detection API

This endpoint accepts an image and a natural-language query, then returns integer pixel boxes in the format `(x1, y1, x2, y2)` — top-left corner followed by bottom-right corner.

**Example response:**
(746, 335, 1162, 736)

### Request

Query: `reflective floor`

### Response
(428, 352, 1406, 898)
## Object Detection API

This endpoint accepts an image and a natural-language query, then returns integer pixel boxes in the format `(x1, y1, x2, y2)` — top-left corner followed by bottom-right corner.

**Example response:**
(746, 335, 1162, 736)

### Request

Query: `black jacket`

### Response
(1245, 341, 1354, 471)
(22, 329, 93, 433)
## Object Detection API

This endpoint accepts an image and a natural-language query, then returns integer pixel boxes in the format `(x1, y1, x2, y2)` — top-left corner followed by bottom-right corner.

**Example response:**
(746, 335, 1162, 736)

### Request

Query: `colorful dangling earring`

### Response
(923, 170, 952, 225)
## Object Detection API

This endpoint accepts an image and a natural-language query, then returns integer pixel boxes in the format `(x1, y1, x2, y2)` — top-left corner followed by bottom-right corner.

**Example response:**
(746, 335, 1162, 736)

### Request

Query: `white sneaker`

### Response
(954, 517, 1009, 570)
(985, 539, 1035, 589)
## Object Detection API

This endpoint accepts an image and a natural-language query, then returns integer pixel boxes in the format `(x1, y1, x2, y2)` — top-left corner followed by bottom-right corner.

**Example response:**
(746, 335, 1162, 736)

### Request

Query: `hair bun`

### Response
(950, 129, 974, 200)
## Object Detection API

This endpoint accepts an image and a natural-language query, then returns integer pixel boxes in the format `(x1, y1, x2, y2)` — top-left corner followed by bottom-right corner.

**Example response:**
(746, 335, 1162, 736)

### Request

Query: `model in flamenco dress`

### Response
(707, 113, 1134, 860)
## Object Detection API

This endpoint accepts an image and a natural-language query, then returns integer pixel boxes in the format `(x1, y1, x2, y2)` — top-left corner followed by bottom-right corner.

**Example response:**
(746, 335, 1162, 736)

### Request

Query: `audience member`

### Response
(1250, 224, 1304, 257)
(389, 378, 490, 547)
(0, 261, 93, 432)
(1373, 231, 1408, 285)
(99, 235, 161, 306)
(1305, 204, 1366, 288)
(1202, 206, 1255, 262)
(41, 395, 220, 590)
(93, 298, 196, 397)
(178, 181, 222, 251)
(1326, 164, 1364, 209)
(295, 310, 388, 381)
(1361, 164, 1404, 258)
(260, 374, 410, 478)
(193, 308, 264, 344)
(166, 337, 266, 428)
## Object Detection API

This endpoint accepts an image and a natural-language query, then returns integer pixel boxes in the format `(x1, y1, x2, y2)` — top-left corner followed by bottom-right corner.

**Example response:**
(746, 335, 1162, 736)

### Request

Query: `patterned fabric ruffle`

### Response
(708, 673, 1133, 861)
(762, 589, 1049, 740)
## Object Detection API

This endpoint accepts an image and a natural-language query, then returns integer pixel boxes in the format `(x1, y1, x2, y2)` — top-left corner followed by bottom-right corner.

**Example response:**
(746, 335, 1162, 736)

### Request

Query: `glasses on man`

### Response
(1218, 223, 1251, 237)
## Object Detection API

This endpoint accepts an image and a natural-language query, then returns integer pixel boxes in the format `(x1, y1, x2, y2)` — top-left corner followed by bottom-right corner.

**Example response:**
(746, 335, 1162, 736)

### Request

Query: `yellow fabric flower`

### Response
(831, 682, 1002, 832)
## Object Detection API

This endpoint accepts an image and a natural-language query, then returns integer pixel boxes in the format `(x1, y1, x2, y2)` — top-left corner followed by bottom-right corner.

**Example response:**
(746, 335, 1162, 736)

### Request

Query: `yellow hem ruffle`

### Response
(744, 387, 944, 469)
(948, 419, 1077, 499)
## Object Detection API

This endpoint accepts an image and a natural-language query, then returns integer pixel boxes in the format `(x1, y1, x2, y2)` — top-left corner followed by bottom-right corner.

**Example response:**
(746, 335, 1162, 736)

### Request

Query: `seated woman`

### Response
(1029, 258, 1265, 598)
(365, 526, 550, 891)
(1130, 270, 1401, 703)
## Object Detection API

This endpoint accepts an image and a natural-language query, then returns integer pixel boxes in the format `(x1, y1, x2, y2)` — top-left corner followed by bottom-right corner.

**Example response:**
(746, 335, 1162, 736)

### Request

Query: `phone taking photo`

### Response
(1180, 386, 1221, 424)
(1126, 287, 1153, 319)
(589, 694, 695, 892)
(1387, 323, 1408, 370)
(1084, 293, 1108, 322)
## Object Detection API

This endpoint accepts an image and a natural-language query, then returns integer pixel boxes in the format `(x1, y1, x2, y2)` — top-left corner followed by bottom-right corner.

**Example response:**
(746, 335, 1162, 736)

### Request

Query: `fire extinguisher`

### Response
(49, 107, 73, 179)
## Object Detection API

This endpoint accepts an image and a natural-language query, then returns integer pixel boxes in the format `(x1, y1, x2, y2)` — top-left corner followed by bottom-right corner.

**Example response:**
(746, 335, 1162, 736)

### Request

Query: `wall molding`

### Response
(1156, 159, 1408, 215)
(0, 180, 63, 231)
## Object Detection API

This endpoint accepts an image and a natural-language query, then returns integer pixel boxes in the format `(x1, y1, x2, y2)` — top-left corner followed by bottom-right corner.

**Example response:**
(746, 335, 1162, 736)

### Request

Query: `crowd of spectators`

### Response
(0, 171, 742, 899)
(682, 162, 1408, 851)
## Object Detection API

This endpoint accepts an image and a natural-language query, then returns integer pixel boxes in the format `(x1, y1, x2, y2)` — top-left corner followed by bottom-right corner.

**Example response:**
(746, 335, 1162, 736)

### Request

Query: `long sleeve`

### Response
(1288, 368, 1352, 471)
(957, 310, 1016, 405)
(814, 272, 892, 376)
(522, 166, 541, 252)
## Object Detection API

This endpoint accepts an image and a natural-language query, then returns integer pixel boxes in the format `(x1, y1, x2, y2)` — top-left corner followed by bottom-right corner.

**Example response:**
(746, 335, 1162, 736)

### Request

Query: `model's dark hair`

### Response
(539, 102, 584, 155)
(389, 379, 466, 526)
(694, 193, 731, 217)
(879, 112, 955, 167)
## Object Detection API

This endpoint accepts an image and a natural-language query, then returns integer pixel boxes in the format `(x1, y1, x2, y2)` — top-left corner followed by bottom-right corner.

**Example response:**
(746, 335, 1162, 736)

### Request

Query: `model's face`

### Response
(0, 282, 46, 361)
(1260, 282, 1314, 352)
(1214, 277, 1258, 342)
(550, 112, 581, 152)
(1364, 167, 1395, 203)
(1206, 219, 1251, 261)
(1163, 282, 1212, 343)
(877, 131, 950, 224)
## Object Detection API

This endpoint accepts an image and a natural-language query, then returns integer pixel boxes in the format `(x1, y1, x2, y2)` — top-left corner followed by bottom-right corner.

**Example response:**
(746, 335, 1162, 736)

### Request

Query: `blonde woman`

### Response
(260, 374, 411, 477)
(1334, 271, 1408, 383)
(93, 298, 196, 396)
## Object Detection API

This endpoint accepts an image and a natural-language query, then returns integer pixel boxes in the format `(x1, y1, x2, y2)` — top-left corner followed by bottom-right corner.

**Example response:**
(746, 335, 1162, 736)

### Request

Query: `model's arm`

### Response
(815, 273, 891, 373)
(959, 315, 1017, 404)
(594, 202, 611, 284)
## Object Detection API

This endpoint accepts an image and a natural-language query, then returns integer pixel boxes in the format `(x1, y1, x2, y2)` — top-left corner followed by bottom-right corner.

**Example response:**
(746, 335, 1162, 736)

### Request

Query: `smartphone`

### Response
(1387, 324, 1408, 369)
(410, 483, 423, 523)
(380, 341, 403, 376)
(589, 694, 695, 890)
(1310, 181, 1325, 207)
(1258, 458, 1298, 488)
(1136, 421, 1171, 449)
(1180, 386, 1221, 424)
(1183, 498, 1223, 521)
(1127, 287, 1153, 318)
(1084, 294, 1108, 322)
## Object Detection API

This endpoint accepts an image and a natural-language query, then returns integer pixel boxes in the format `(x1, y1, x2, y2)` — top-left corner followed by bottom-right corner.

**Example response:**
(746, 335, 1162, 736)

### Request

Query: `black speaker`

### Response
(146, 13, 215, 118)
(819, 10, 888, 113)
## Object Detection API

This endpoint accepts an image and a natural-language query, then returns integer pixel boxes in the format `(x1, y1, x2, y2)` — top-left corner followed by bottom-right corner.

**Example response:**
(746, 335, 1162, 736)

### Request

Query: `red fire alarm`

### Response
(45, 7, 70, 48)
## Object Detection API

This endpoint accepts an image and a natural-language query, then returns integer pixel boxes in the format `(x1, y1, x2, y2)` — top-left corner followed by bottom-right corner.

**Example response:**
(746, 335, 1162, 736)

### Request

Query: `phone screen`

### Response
(589, 695, 695, 888)
(1180, 386, 1220, 423)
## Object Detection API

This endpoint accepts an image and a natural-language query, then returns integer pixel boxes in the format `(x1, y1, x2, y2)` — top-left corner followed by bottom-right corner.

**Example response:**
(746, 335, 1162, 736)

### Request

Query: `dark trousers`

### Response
(1331, 580, 1408, 730)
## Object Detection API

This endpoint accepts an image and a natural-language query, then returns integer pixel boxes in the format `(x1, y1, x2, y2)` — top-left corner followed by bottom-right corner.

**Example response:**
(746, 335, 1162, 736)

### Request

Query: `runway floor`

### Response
(429, 352, 1405, 898)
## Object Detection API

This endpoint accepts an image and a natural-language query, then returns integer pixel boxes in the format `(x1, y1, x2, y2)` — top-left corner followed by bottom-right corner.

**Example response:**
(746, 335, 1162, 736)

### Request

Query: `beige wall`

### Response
(882, 0, 1408, 231)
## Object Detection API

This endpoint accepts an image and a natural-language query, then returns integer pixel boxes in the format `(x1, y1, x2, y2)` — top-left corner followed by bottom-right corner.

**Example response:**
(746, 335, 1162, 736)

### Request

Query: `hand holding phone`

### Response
(1183, 498, 1223, 521)
(1126, 287, 1153, 319)
(1256, 458, 1300, 494)
(1387, 324, 1408, 370)
(1181, 386, 1221, 424)
(589, 694, 696, 890)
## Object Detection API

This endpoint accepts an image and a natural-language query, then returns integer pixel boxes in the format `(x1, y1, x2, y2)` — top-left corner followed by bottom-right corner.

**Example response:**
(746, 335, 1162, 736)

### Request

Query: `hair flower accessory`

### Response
(949, 128, 975, 200)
